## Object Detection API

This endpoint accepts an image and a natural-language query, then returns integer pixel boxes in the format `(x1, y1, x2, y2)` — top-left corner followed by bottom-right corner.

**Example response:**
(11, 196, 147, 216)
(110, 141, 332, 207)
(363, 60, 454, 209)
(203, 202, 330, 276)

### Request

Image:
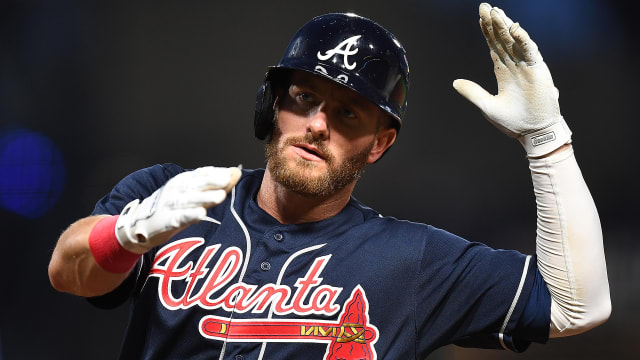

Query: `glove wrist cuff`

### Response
(116, 199, 153, 254)
(519, 119, 572, 157)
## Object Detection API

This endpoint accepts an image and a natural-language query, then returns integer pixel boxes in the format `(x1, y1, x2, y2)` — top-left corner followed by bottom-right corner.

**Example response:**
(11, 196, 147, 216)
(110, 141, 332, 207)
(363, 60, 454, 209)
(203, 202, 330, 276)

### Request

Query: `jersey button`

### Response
(234, 355, 244, 360)
(260, 261, 271, 271)
(273, 233, 284, 241)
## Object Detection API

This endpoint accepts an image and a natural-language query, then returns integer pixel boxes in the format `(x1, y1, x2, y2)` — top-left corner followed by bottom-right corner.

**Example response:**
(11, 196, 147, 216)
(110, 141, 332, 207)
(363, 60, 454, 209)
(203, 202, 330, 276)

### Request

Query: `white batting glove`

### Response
(115, 166, 242, 254)
(453, 3, 571, 157)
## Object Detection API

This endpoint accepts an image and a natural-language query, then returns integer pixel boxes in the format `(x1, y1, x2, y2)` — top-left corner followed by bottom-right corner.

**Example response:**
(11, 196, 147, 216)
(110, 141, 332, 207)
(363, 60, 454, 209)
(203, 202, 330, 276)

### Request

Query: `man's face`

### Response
(265, 70, 391, 198)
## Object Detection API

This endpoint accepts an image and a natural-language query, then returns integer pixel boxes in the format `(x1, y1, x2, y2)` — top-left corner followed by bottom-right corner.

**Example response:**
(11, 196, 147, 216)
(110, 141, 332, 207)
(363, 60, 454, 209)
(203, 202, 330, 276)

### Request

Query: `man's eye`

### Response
(297, 93, 312, 102)
(342, 108, 357, 119)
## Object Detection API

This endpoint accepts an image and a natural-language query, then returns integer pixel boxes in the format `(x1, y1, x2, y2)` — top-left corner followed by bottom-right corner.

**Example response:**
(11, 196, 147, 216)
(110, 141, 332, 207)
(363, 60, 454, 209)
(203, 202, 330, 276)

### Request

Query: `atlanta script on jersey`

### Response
(90, 164, 551, 359)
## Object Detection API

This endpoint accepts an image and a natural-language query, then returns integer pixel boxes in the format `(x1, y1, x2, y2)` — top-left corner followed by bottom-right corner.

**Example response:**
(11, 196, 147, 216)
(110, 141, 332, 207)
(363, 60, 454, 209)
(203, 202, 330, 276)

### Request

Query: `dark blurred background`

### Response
(1, 0, 637, 359)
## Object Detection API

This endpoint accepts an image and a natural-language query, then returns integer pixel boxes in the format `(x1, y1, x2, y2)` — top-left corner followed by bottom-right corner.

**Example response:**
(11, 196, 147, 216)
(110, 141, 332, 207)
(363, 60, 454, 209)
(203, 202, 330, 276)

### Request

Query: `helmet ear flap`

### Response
(254, 78, 275, 140)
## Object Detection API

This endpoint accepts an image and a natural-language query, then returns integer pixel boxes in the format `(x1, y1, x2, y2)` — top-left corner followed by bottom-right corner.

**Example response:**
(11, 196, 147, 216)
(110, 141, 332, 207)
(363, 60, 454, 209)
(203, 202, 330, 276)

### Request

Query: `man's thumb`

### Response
(452, 79, 492, 112)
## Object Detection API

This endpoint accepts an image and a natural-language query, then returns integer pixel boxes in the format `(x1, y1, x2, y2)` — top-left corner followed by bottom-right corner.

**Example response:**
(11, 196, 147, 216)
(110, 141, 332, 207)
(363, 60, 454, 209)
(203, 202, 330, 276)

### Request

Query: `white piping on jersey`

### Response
(202, 216, 221, 225)
(219, 186, 252, 360)
(257, 243, 327, 360)
(350, 199, 383, 218)
(137, 253, 148, 292)
(230, 186, 252, 283)
(349, 198, 379, 215)
(499, 255, 531, 351)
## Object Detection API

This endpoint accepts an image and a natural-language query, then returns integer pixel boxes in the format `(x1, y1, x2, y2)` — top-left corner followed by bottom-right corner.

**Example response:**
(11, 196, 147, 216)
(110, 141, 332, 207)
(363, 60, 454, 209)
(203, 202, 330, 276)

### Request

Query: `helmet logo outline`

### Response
(317, 35, 362, 70)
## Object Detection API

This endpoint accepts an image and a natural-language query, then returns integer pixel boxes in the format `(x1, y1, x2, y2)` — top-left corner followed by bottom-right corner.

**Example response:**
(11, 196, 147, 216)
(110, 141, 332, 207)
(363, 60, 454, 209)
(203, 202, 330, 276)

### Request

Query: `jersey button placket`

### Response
(261, 232, 282, 272)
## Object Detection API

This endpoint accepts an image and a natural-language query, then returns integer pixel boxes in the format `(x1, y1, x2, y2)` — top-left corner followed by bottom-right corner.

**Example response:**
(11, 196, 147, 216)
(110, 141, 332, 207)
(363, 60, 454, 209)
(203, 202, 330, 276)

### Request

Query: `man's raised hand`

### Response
(453, 3, 571, 157)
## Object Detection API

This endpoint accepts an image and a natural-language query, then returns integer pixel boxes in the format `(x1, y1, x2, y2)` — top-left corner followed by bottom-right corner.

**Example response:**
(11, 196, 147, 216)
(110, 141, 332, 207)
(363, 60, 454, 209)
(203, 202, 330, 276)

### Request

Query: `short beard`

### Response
(265, 125, 373, 198)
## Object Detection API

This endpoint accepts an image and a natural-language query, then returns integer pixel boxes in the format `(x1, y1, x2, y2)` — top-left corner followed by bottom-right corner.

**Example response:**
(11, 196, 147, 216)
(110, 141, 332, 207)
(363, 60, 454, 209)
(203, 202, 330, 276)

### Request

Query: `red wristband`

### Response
(88, 215, 141, 273)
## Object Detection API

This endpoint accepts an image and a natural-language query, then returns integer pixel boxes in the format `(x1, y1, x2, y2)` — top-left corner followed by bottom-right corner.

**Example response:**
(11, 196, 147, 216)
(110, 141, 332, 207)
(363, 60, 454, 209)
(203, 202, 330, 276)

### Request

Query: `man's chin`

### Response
(265, 133, 370, 198)
(291, 157, 327, 171)
(268, 161, 335, 198)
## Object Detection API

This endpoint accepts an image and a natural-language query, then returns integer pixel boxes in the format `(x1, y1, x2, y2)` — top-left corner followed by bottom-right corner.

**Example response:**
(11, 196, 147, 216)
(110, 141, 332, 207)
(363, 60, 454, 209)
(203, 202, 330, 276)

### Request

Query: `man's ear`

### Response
(273, 93, 281, 110)
(367, 127, 397, 163)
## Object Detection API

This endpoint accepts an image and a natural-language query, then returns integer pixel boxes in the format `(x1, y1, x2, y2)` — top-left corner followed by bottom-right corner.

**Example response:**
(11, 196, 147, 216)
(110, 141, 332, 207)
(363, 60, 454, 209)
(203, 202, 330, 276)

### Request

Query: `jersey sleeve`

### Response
(414, 226, 550, 354)
(86, 163, 185, 308)
(86, 255, 152, 309)
(91, 163, 185, 216)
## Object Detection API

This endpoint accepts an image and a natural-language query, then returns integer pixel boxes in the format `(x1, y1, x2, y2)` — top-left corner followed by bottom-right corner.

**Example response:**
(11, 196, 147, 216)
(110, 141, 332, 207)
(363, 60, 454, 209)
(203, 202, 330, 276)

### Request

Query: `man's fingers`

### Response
(202, 189, 228, 207)
(479, 3, 493, 23)
(479, 4, 497, 49)
(180, 189, 229, 208)
(492, 7, 533, 64)
(224, 167, 242, 192)
(193, 166, 239, 190)
(452, 79, 493, 113)
(490, 7, 516, 63)
(479, 18, 496, 54)
(479, 4, 496, 48)
(510, 23, 542, 65)
(176, 207, 208, 227)
(492, 7, 514, 28)
(172, 166, 242, 192)
(482, 4, 531, 66)
(479, 3, 510, 65)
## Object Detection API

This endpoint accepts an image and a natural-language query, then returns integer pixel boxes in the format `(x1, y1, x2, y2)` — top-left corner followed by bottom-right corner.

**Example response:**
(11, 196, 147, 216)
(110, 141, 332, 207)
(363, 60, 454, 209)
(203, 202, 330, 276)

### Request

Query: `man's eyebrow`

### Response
(291, 76, 371, 109)
(290, 79, 317, 92)
(345, 94, 369, 108)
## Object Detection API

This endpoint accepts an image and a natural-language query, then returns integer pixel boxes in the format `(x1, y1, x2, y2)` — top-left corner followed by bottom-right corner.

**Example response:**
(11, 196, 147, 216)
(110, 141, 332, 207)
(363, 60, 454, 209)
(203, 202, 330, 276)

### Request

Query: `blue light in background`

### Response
(503, 0, 615, 56)
(0, 129, 65, 219)
(424, 0, 617, 58)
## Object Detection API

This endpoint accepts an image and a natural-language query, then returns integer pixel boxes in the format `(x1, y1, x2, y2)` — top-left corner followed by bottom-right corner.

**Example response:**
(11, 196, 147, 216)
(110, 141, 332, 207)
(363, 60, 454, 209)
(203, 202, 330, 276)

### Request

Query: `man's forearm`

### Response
(48, 215, 133, 297)
(530, 146, 611, 337)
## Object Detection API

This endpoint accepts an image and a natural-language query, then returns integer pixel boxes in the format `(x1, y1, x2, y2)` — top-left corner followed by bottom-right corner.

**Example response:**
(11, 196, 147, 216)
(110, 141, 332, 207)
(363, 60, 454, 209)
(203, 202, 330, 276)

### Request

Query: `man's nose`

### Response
(307, 105, 329, 140)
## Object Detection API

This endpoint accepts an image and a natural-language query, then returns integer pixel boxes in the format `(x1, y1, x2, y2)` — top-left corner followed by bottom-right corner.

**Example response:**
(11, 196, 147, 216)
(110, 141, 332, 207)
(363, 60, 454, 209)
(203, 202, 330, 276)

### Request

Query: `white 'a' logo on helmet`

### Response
(317, 35, 362, 70)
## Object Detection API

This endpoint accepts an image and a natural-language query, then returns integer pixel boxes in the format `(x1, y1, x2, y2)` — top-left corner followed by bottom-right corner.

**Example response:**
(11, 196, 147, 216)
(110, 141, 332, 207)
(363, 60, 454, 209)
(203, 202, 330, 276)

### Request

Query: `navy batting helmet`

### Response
(254, 13, 410, 140)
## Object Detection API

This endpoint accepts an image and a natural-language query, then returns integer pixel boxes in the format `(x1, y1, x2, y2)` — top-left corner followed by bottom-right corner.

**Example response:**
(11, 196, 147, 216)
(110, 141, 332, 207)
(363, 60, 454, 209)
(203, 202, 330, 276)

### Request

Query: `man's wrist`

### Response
(519, 119, 572, 157)
(533, 143, 572, 159)
(88, 215, 141, 274)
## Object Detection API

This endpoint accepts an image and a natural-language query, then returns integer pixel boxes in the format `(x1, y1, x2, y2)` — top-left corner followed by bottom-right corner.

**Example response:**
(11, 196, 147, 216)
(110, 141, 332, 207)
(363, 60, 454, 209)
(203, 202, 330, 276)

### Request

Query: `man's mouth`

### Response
(293, 144, 326, 161)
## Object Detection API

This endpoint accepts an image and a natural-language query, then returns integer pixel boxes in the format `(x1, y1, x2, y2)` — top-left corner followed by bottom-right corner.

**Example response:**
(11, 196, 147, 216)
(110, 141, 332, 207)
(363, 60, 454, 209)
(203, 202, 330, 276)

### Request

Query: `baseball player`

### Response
(49, 3, 610, 359)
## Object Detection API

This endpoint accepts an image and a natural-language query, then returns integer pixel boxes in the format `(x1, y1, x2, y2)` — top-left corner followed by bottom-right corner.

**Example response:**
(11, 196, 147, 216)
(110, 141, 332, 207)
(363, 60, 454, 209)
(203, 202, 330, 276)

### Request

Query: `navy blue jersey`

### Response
(90, 164, 550, 360)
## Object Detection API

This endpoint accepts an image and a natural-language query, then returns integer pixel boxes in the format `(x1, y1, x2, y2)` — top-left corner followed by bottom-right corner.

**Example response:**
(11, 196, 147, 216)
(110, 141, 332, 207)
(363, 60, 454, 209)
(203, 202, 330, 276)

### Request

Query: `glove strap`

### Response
(88, 215, 141, 273)
(520, 119, 572, 157)
(115, 199, 153, 254)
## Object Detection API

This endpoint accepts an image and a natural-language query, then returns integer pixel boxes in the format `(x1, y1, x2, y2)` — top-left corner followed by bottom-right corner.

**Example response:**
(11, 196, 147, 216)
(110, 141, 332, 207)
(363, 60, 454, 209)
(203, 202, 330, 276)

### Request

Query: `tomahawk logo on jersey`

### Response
(89, 164, 550, 359)
(199, 287, 378, 360)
